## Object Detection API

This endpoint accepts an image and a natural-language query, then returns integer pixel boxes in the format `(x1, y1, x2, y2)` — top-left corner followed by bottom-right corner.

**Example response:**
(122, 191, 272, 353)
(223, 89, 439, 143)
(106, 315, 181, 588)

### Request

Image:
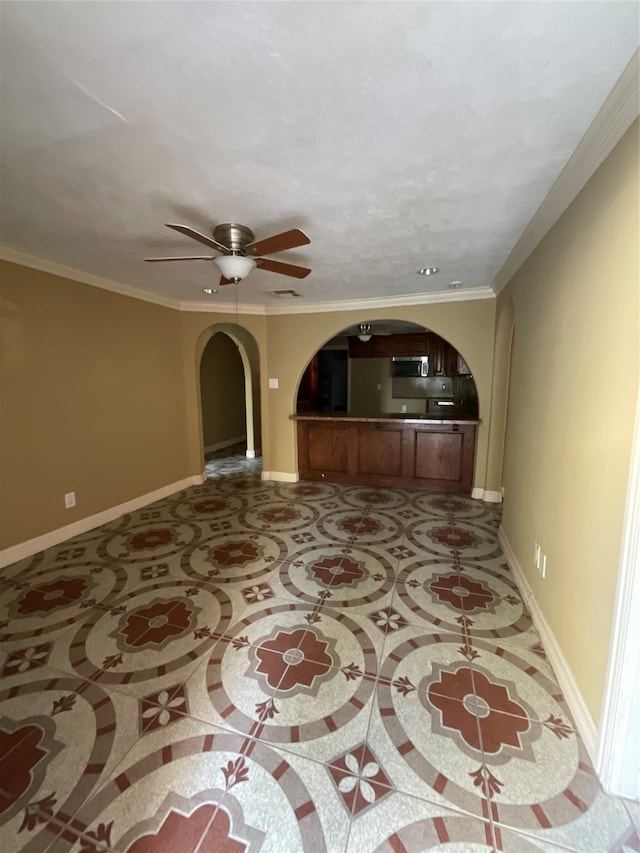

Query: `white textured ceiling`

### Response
(0, 1, 638, 309)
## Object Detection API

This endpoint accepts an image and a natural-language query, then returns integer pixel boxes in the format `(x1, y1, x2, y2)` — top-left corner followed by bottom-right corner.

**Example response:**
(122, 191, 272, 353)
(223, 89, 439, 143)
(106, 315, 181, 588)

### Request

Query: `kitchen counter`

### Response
(293, 413, 479, 493)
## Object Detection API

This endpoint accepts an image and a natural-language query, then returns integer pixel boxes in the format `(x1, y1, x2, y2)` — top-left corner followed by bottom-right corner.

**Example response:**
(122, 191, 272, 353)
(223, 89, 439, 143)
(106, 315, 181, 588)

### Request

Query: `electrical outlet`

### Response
(534, 541, 540, 569)
(64, 491, 76, 509)
(401, 404, 407, 412)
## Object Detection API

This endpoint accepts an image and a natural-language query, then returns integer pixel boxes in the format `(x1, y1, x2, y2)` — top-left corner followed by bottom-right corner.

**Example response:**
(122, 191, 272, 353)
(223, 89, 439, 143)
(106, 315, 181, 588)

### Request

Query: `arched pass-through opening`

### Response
(295, 319, 479, 420)
(195, 324, 261, 472)
(293, 319, 481, 495)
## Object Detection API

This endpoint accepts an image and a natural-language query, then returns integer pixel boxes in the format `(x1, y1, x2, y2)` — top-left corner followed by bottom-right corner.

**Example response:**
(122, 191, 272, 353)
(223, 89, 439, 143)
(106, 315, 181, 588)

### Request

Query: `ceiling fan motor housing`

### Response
(213, 223, 255, 253)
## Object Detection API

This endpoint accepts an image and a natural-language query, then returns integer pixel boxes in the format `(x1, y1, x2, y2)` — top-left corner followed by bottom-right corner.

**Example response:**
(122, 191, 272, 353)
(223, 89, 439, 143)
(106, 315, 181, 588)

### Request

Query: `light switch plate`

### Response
(268, 378, 279, 389)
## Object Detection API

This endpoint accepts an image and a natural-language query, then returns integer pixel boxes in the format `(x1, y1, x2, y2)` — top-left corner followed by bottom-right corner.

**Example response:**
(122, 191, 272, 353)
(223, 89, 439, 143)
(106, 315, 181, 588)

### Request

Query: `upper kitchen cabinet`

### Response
(347, 331, 470, 375)
(456, 353, 472, 375)
(348, 338, 372, 358)
(348, 333, 428, 359)
(370, 336, 397, 357)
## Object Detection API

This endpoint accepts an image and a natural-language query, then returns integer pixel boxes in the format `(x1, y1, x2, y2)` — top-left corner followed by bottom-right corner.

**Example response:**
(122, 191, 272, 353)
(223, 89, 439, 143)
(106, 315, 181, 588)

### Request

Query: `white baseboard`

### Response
(204, 435, 247, 454)
(0, 475, 203, 569)
(471, 487, 503, 503)
(261, 471, 299, 483)
(498, 526, 598, 764)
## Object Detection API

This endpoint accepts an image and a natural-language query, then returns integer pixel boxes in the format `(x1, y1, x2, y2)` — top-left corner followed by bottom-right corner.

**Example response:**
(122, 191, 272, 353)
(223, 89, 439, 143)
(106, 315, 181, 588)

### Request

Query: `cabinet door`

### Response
(408, 334, 428, 355)
(390, 335, 412, 356)
(370, 337, 392, 357)
(430, 336, 446, 375)
(348, 339, 371, 358)
(443, 341, 458, 376)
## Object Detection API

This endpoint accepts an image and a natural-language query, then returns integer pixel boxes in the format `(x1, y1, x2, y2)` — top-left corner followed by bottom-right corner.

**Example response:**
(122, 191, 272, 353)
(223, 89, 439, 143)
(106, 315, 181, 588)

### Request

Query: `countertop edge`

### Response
(291, 414, 481, 425)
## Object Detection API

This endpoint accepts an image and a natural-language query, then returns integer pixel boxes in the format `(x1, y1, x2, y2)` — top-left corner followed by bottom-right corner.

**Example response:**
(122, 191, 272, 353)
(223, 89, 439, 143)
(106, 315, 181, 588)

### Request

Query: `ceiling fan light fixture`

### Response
(214, 254, 256, 281)
(358, 322, 372, 342)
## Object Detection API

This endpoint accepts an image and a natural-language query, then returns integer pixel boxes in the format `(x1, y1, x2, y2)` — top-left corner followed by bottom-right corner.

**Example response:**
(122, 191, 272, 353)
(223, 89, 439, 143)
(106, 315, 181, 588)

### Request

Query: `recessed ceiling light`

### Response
(418, 267, 439, 276)
(448, 281, 463, 289)
(203, 288, 218, 295)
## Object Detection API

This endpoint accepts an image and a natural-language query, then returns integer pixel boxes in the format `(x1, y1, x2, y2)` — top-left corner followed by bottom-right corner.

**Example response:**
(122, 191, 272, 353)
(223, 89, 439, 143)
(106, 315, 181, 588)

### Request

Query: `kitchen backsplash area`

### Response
(350, 359, 479, 418)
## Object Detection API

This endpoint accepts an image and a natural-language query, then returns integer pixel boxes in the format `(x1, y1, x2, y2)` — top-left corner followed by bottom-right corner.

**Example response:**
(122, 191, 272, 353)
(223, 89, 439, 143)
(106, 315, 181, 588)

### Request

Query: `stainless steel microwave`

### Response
(392, 356, 429, 377)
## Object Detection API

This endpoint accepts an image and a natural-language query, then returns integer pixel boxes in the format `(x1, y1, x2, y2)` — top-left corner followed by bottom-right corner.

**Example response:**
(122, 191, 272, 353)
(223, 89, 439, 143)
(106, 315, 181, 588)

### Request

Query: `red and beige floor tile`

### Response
(1, 449, 637, 851)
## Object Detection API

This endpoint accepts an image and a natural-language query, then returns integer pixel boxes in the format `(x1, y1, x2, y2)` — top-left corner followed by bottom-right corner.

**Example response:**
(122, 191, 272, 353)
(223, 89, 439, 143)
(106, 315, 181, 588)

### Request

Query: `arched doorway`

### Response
(197, 326, 262, 474)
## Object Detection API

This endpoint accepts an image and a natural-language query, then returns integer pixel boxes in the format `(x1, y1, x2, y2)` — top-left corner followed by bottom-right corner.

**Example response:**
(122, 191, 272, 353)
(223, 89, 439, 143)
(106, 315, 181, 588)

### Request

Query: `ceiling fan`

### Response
(145, 222, 311, 287)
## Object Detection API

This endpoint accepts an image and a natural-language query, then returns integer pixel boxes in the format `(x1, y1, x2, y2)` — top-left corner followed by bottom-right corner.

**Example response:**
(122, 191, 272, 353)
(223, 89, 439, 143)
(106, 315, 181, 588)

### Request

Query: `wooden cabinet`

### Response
(407, 334, 428, 355)
(456, 353, 472, 375)
(348, 333, 468, 376)
(348, 333, 429, 359)
(429, 335, 445, 375)
(370, 336, 395, 357)
(296, 417, 477, 494)
(348, 338, 372, 358)
(387, 336, 412, 356)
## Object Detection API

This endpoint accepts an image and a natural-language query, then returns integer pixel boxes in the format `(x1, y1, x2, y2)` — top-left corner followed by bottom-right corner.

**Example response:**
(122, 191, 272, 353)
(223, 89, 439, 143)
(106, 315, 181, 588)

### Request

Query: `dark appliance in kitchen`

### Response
(391, 356, 429, 377)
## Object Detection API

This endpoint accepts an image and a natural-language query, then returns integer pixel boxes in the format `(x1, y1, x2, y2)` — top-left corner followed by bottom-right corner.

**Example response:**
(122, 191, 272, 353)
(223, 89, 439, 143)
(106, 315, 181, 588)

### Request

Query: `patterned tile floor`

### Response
(1, 448, 638, 852)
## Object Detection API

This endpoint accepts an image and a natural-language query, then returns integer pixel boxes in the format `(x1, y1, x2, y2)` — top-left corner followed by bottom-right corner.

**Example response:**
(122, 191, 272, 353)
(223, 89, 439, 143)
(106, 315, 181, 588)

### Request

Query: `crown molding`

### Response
(254, 286, 495, 316)
(0, 244, 181, 310)
(1, 244, 494, 316)
(180, 299, 267, 315)
(493, 49, 640, 295)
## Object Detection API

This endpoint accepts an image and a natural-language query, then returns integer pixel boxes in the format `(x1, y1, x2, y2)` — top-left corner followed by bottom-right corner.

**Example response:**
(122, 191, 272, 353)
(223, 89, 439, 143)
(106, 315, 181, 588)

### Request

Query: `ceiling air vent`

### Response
(271, 289, 301, 297)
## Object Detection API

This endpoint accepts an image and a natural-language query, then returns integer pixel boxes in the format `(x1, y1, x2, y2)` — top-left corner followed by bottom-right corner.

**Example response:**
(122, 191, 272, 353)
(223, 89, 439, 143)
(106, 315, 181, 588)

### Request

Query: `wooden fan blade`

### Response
(255, 258, 311, 279)
(145, 256, 215, 262)
(219, 275, 235, 286)
(245, 228, 310, 257)
(165, 223, 228, 253)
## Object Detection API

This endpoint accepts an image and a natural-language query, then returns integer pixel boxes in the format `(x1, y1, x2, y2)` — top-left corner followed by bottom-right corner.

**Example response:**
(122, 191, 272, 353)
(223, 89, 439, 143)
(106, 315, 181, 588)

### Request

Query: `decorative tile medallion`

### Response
(248, 626, 336, 694)
(140, 684, 189, 733)
(0, 715, 64, 825)
(307, 555, 365, 588)
(1, 642, 52, 676)
(113, 599, 200, 651)
(13, 577, 90, 616)
(329, 743, 392, 816)
(429, 573, 495, 613)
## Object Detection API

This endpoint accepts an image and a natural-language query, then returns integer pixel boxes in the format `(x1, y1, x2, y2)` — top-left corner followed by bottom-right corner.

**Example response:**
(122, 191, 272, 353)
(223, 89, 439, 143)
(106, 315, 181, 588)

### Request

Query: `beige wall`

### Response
(350, 358, 425, 416)
(499, 120, 639, 724)
(0, 261, 189, 549)
(199, 333, 246, 448)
